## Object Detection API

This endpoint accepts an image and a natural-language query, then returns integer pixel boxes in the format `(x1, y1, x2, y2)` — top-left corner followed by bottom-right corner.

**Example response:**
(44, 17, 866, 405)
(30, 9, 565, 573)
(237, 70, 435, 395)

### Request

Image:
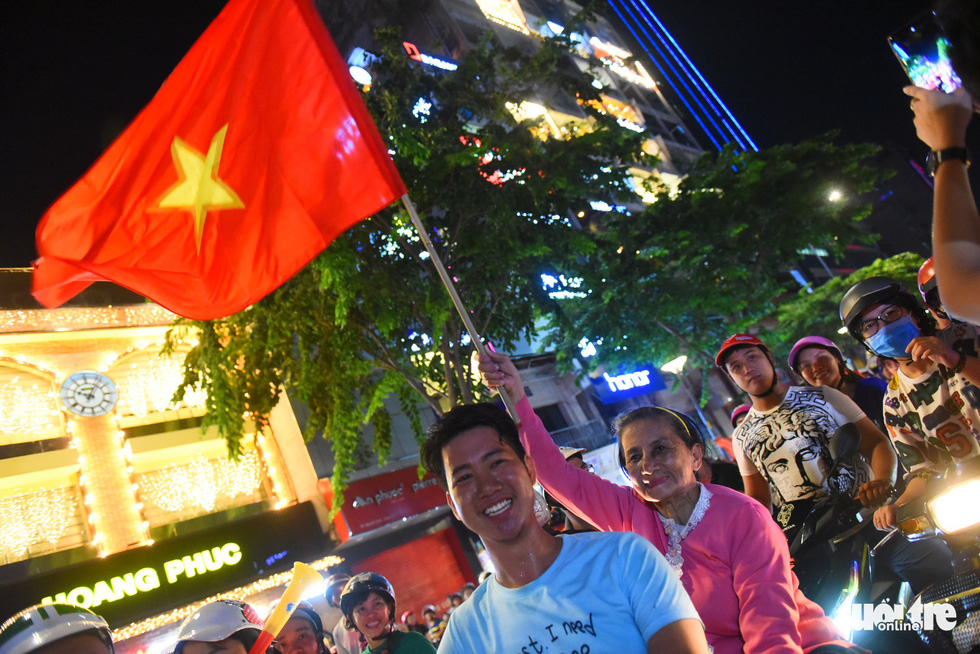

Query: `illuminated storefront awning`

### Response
(474, 0, 531, 35)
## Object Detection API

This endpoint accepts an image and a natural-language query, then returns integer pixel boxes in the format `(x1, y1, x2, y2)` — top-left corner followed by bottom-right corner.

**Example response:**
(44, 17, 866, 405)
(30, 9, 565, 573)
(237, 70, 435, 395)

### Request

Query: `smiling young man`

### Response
(420, 403, 707, 654)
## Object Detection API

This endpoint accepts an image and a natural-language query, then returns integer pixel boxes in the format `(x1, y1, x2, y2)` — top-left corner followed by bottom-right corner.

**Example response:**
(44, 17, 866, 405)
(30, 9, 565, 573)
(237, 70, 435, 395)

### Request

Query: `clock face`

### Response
(60, 371, 119, 417)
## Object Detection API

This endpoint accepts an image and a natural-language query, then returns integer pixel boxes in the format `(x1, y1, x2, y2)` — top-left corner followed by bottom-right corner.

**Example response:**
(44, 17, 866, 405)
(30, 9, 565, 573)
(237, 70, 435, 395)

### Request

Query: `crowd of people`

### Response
(3, 1, 980, 653)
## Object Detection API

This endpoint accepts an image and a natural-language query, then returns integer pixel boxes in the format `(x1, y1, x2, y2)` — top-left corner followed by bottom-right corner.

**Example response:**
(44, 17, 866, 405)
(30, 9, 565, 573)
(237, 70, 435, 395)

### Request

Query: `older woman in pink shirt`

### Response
(479, 352, 859, 654)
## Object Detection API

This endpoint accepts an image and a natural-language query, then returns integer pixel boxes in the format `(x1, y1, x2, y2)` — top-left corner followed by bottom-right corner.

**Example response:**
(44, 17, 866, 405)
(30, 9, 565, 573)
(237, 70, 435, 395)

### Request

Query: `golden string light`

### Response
(108, 344, 206, 417)
(473, 0, 531, 35)
(111, 555, 345, 642)
(0, 305, 176, 335)
(0, 487, 80, 562)
(0, 381, 61, 438)
(137, 452, 264, 521)
(255, 433, 292, 510)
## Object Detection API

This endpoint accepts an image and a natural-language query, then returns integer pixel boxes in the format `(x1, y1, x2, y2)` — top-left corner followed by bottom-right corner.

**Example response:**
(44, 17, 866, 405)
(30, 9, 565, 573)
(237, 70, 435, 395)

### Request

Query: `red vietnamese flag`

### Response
(32, 0, 405, 319)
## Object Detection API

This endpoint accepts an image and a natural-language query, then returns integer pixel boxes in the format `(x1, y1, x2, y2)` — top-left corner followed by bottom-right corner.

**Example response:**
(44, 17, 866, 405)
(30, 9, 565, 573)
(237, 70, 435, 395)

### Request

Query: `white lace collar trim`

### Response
(658, 484, 712, 579)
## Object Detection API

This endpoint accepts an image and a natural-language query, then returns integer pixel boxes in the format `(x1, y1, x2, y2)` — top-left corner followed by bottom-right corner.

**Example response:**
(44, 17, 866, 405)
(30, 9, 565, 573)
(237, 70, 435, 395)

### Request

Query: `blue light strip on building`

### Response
(607, 0, 758, 152)
(609, 0, 723, 150)
(617, 0, 736, 150)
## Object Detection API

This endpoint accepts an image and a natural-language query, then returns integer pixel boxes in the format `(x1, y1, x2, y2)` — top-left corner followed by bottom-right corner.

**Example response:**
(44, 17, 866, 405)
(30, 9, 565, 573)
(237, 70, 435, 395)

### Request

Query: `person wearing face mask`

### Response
(841, 276, 980, 530)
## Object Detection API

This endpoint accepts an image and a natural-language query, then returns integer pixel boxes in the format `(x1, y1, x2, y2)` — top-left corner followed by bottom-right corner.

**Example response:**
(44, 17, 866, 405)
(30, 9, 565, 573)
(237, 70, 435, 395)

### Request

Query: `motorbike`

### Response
(784, 424, 925, 652)
(896, 455, 980, 653)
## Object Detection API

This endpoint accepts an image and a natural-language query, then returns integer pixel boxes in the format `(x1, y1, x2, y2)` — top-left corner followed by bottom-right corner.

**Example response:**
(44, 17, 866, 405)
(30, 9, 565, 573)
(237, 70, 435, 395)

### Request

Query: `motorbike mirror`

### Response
(830, 423, 861, 461)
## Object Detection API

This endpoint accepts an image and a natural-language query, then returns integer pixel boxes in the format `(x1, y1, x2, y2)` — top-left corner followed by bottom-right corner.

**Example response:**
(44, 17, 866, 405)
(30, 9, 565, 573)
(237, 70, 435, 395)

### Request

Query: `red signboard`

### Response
(353, 528, 473, 618)
(319, 465, 448, 541)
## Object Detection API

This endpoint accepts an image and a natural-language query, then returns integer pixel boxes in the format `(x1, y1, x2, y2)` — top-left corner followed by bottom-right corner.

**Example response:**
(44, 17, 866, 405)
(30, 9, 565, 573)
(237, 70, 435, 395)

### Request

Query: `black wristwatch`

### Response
(927, 147, 971, 176)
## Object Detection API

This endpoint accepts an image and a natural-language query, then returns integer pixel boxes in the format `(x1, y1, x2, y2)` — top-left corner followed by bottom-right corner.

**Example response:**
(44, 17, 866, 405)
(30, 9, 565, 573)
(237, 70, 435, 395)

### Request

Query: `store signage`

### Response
(604, 370, 651, 391)
(0, 502, 325, 628)
(40, 543, 242, 608)
(591, 365, 666, 404)
(402, 42, 458, 71)
(322, 466, 448, 541)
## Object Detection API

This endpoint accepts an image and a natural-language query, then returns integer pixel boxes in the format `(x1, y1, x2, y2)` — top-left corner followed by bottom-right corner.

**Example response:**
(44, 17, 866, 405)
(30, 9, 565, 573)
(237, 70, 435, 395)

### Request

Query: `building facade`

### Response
(0, 274, 336, 653)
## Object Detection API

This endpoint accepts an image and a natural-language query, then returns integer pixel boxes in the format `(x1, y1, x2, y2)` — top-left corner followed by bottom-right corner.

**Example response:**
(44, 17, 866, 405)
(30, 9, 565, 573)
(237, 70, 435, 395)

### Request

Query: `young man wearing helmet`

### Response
(173, 599, 264, 654)
(716, 333, 896, 517)
(420, 403, 708, 654)
(787, 336, 889, 431)
(339, 572, 435, 654)
(541, 446, 596, 534)
(323, 573, 359, 654)
(418, 606, 443, 647)
(841, 276, 980, 530)
(0, 604, 113, 654)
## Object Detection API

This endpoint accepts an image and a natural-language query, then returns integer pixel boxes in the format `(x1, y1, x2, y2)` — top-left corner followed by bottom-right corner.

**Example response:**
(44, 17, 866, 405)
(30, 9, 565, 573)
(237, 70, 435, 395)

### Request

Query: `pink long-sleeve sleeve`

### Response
(727, 499, 804, 653)
(517, 397, 653, 538)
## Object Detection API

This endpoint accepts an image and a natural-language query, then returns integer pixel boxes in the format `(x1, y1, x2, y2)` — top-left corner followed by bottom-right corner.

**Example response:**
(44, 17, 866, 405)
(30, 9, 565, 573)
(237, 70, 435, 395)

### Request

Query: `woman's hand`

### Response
(477, 350, 526, 403)
(873, 504, 898, 531)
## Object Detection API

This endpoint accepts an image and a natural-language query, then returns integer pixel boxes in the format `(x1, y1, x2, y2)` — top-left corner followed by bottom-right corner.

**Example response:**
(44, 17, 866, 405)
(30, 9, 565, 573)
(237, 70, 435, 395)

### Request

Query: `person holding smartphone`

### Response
(903, 1, 980, 323)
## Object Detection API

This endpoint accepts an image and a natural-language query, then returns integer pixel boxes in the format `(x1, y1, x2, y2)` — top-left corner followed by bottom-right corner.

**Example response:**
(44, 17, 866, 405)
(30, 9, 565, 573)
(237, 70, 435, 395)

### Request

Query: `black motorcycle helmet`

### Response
(839, 276, 935, 344)
(340, 572, 396, 632)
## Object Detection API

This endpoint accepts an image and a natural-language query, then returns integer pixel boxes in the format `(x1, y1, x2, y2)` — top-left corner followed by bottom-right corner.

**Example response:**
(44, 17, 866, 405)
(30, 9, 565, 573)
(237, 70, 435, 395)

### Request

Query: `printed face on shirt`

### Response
(620, 418, 702, 504)
(724, 346, 775, 395)
(740, 400, 839, 503)
(796, 347, 842, 388)
(442, 425, 539, 544)
(761, 432, 829, 499)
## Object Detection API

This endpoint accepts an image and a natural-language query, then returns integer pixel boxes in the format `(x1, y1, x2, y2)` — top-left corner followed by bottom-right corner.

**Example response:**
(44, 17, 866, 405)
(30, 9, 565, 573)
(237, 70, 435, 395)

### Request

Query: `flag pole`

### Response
(400, 194, 520, 423)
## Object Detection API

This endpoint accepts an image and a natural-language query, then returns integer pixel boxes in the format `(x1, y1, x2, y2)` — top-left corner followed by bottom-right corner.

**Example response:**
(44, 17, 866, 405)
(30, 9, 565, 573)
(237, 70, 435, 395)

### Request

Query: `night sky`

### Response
(1, 1, 940, 268)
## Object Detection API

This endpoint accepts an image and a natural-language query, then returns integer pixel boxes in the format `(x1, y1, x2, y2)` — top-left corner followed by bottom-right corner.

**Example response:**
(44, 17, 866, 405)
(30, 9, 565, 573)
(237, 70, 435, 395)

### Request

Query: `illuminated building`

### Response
(606, 0, 758, 153)
(0, 272, 335, 653)
(325, 0, 708, 201)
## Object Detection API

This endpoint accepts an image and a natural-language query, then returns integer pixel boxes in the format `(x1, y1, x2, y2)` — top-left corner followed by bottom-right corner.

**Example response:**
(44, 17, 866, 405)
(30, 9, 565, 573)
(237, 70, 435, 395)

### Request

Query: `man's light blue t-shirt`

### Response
(439, 531, 700, 653)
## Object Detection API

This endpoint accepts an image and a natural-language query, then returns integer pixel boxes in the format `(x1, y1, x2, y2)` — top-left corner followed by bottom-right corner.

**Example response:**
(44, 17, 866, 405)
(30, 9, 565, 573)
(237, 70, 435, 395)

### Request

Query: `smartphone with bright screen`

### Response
(888, 12, 962, 93)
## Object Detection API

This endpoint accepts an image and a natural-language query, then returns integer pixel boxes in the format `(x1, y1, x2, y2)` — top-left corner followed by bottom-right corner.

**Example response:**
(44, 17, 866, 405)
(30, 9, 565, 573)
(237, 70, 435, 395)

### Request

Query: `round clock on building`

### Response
(60, 371, 119, 417)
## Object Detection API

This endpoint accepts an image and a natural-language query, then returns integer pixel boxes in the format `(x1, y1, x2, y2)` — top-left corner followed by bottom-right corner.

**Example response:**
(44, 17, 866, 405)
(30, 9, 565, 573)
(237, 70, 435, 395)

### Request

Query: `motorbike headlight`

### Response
(830, 560, 860, 642)
(929, 479, 980, 534)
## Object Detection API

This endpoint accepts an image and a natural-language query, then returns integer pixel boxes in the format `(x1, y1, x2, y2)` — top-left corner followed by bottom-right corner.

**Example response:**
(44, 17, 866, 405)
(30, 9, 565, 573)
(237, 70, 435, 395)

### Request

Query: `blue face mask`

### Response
(865, 315, 920, 359)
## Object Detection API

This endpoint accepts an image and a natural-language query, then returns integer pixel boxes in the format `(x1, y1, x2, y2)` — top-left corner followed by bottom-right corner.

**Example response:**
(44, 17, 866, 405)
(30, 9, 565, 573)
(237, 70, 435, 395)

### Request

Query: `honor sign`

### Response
(41, 543, 242, 609)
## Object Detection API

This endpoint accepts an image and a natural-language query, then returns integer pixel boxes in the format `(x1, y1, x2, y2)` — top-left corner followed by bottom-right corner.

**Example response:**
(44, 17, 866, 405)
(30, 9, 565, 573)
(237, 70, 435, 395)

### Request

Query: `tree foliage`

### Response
(165, 27, 654, 499)
(765, 251, 925, 349)
(541, 136, 893, 377)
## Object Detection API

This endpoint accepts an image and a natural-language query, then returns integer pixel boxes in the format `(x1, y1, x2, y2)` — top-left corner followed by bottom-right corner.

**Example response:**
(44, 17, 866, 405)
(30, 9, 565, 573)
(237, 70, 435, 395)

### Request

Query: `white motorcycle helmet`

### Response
(174, 600, 263, 653)
(0, 604, 113, 654)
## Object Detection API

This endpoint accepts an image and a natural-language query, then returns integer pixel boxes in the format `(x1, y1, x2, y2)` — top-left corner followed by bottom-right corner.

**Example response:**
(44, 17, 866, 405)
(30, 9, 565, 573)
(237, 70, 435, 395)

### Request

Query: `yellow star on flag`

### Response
(152, 124, 244, 252)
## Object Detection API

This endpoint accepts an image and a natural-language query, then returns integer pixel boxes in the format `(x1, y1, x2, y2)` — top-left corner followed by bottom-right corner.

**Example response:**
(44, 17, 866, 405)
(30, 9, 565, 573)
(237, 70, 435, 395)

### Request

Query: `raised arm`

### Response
(906, 85, 980, 323)
(478, 351, 641, 533)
